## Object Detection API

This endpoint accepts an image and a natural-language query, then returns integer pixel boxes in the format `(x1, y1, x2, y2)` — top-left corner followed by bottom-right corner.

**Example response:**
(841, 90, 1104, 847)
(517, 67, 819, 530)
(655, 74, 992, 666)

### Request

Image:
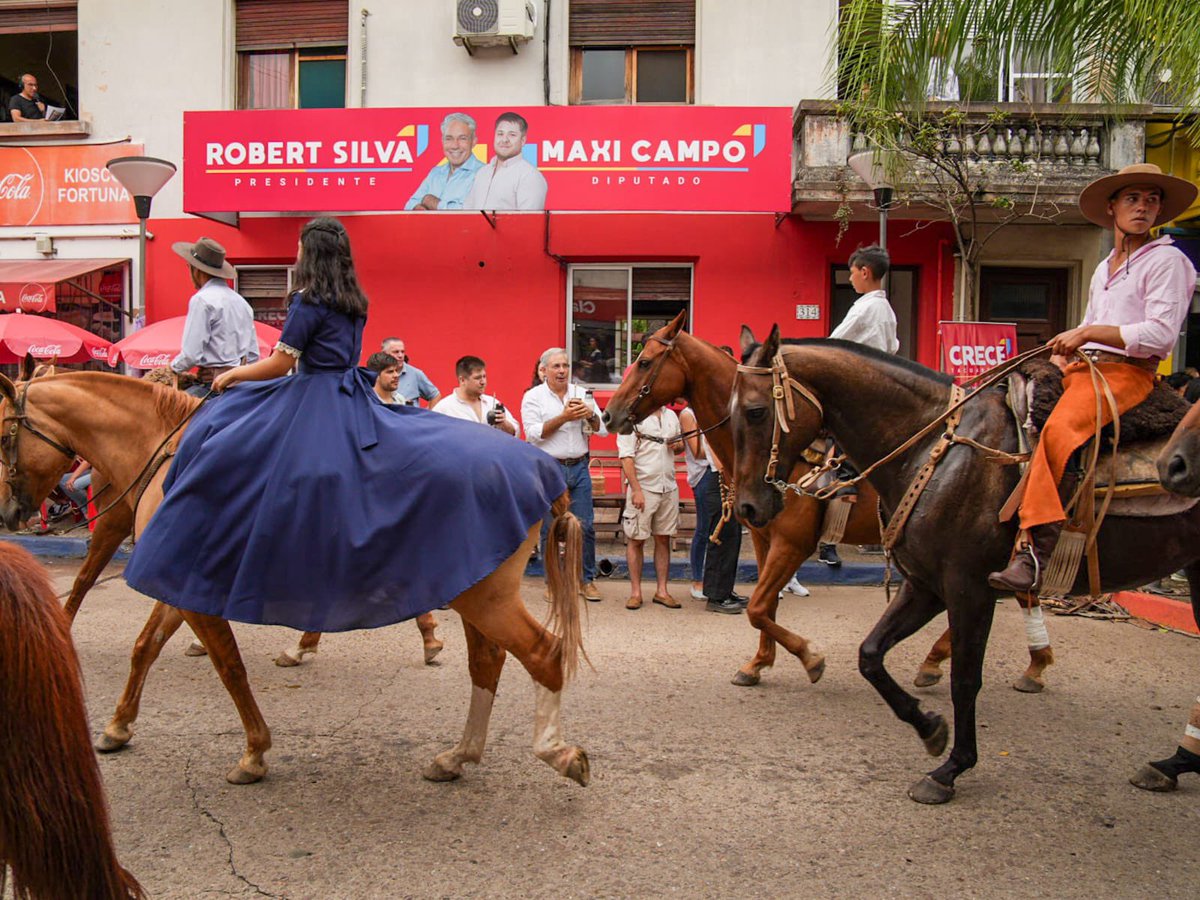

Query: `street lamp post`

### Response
(105, 156, 177, 327)
(847, 150, 896, 251)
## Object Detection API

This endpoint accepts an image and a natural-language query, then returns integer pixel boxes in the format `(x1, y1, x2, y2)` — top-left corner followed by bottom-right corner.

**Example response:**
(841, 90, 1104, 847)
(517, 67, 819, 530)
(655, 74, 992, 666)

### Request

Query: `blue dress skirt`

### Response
(124, 295, 566, 632)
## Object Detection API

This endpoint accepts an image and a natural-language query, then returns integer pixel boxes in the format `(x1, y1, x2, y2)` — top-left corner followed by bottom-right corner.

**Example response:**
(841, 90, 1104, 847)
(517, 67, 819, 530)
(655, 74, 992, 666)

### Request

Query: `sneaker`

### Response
(818, 543, 842, 568)
(784, 577, 810, 597)
(581, 582, 602, 602)
(706, 597, 744, 615)
(689, 587, 707, 600)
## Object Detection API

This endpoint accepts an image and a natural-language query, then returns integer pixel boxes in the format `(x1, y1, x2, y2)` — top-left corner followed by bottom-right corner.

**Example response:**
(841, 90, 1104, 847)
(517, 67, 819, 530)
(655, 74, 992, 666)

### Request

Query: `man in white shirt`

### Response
(170, 237, 259, 397)
(463, 112, 549, 211)
(522, 347, 606, 601)
(617, 405, 683, 610)
(433, 355, 517, 435)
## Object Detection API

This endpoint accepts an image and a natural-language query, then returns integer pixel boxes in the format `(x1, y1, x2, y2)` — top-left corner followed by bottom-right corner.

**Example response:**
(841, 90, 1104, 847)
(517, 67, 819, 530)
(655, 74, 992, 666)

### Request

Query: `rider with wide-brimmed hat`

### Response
(989, 164, 1198, 594)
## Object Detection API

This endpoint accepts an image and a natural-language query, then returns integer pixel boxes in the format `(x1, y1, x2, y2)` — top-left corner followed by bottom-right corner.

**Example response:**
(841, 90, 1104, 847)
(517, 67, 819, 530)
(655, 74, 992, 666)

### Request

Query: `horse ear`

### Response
(665, 309, 687, 337)
(739, 325, 757, 356)
(763, 324, 782, 358)
(19, 352, 34, 382)
(0, 374, 16, 408)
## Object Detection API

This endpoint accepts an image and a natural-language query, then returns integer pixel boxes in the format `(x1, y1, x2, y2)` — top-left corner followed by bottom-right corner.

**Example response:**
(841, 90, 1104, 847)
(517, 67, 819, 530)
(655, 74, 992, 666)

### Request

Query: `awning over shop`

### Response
(0, 258, 127, 314)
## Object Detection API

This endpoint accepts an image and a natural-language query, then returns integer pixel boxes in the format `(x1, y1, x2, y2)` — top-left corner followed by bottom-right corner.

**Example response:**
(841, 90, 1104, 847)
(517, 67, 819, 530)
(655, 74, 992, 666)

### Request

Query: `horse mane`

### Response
(0, 543, 143, 899)
(149, 382, 201, 429)
(745, 337, 956, 387)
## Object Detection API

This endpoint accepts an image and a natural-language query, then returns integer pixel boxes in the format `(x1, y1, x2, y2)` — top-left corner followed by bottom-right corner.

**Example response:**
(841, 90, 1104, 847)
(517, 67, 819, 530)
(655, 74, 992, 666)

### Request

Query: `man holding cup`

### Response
(433, 355, 517, 435)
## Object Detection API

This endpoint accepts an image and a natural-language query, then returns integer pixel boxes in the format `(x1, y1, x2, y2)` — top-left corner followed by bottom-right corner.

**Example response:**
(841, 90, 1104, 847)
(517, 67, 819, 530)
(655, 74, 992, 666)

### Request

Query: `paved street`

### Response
(56, 562, 1199, 898)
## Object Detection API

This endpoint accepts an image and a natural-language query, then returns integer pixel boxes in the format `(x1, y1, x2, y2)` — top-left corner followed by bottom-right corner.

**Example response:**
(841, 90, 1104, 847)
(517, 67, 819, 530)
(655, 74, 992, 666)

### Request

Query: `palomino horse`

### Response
(0, 542, 143, 899)
(602, 313, 1053, 691)
(731, 329, 1200, 803)
(0, 372, 589, 787)
(9, 357, 443, 668)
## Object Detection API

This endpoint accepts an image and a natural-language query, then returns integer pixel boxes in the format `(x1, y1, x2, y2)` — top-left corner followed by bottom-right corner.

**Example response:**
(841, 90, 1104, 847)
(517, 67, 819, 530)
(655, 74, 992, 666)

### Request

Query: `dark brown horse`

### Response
(0, 542, 143, 899)
(0, 372, 589, 787)
(1158, 401, 1200, 629)
(602, 313, 990, 688)
(731, 330, 1200, 803)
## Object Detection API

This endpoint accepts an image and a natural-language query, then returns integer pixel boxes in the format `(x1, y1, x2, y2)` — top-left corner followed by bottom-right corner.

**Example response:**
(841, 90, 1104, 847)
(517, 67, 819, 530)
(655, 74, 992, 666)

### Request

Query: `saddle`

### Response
(1006, 358, 1198, 517)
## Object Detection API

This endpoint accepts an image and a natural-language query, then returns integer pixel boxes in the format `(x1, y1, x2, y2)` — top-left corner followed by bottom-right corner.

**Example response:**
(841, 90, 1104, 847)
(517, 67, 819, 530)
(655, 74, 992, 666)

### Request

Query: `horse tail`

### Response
(0, 543, 143, 900)
(543, 492, 588, 681)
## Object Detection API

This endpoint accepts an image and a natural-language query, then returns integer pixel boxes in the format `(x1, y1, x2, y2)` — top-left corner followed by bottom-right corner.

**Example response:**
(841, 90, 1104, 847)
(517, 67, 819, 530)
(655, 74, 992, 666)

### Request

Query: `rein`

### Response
(1, 384, 212, 534)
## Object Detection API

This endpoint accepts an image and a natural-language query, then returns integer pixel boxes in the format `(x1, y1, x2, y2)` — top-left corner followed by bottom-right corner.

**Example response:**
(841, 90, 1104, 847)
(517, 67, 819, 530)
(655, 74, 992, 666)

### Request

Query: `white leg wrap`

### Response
(1186, 724, 1200, 742)
(283, 643, 315, 663)
(1022, 606, 1051, 651)
(435, 686, 495, 772)
(533, 685, 567, 764)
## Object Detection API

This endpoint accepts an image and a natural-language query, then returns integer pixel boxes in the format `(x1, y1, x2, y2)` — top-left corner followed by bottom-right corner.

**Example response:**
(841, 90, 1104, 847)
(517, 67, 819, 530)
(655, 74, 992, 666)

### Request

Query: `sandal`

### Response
(626, 596, 643, 610)
(652, 594, 681, 609)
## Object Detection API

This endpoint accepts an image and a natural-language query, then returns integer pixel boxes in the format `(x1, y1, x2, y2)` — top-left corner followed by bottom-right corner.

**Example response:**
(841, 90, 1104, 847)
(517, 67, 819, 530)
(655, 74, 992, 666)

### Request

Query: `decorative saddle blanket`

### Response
(1006, 359, 1198, 517)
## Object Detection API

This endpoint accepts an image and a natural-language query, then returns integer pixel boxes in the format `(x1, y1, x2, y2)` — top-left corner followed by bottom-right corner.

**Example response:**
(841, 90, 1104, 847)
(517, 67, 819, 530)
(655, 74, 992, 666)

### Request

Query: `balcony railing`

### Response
(793, 101, 1151, 222)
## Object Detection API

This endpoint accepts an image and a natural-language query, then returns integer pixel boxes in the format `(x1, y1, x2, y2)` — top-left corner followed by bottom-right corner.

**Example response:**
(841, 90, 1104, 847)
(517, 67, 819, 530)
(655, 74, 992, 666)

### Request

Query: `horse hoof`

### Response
(1013, 675, 1045, 694)
(563, 748, 590, 787)
(95, 730, 130, 754)
(423, 641, 444, 665)
(1129, 764, 1178, 793)
(226, 763, 266, 785)
(422, 755, 463, 782)
(730, 670, 761, 687)
(274, 652, 302, 668)
(805, 656, 826, 684)
(913, 669, 943, 688)
(908, 775, 955, 805)
(922, 715, 949, 757)
(184, 640, 208, 658)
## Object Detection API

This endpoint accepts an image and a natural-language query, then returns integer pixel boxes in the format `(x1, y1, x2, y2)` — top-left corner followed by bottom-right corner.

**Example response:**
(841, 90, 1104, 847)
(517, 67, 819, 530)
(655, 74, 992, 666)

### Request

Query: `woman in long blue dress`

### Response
(124, 217, 567, 632)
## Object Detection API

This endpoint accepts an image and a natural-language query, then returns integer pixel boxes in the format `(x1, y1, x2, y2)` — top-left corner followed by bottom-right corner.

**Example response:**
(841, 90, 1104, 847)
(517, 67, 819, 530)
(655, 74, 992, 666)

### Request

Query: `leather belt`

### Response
(555, 454, 589, 466)
(1080, 349, 1159, 372)
(195, 365, 235, 383)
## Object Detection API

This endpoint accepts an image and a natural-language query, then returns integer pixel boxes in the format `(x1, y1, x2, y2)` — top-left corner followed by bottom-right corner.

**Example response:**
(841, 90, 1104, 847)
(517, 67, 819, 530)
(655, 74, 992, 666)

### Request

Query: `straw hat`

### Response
(1077, 163, 1198, 228)
(171, 236, 236, 279)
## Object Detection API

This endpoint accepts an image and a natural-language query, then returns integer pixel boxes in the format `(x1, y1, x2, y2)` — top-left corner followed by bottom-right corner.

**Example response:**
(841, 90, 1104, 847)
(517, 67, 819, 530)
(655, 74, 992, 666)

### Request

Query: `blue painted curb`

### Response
(1, 534, 131, 560)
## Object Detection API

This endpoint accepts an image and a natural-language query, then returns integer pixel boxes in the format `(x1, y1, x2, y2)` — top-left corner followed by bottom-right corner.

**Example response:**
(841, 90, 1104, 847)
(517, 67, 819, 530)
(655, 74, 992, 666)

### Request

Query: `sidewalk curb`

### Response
(1113, 590, 1199, 635)
(2, 534, 130, 560)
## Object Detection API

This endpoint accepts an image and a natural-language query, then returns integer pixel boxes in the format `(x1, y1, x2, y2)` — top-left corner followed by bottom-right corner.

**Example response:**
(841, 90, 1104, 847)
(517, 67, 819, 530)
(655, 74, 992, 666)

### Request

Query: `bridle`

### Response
(1, 382, 77, 493)
(735, 349, 825, 491)
(625, 333, 730, 444)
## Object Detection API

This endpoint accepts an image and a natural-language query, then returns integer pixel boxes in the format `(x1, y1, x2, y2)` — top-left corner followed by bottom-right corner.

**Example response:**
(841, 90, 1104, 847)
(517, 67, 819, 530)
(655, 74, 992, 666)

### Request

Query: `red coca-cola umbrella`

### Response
(0, 311, 113, 364)
(109, 316, 281, 369)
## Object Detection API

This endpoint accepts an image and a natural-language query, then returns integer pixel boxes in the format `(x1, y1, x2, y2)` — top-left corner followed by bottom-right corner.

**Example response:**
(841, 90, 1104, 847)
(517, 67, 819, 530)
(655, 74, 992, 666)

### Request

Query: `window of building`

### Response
(568, 265, 692, 386)
(830, 266, 918, 360)
(569, 0, 694, 105)
(234, 265, 292, 329)
(235, 0, 347, 110)
(0, 2, 77, 122)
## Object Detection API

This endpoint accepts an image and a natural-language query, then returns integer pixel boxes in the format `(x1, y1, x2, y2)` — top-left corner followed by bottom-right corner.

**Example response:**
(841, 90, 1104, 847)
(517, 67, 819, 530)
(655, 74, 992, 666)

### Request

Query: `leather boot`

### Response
(987, 523, 1063, 593)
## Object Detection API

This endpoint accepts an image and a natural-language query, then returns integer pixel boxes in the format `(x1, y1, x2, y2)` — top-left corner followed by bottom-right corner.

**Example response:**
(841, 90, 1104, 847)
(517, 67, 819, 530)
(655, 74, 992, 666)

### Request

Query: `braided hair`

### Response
(292, 217, 369, 317)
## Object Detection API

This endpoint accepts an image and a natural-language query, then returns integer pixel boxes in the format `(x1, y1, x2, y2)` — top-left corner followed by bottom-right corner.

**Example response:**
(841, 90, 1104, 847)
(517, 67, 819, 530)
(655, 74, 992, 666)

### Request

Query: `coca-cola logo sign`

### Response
(0, 149, 45, 226)
(19, 283, 50, 313)
(90, 345, 109, 360)
(133, 352, 173, 368)
(27, 343, 64, 357)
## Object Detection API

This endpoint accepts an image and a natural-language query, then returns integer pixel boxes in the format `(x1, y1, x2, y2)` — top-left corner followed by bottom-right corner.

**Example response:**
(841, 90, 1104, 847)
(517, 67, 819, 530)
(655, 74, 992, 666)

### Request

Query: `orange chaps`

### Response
(1017, 362, 1156, 530)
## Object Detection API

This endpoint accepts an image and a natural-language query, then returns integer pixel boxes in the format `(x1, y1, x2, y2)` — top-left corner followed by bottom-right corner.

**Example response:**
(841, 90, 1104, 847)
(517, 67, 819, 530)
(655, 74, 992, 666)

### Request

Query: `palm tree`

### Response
(836, 0, 1200, 124)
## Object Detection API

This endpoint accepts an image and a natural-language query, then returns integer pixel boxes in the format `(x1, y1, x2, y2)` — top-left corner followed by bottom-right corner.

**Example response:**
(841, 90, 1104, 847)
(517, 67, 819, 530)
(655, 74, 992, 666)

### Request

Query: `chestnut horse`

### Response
(602, 313, 1053, 691)
(0, 542, 143, 899)
(0, 372, 589, 787)
(9, 359, 442, 669)
(731, 330, 1200, 803)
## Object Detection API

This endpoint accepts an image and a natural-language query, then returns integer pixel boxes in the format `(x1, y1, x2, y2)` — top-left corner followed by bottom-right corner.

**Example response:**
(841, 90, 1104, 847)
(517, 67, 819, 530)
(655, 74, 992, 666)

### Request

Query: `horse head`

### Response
(0, 374, 77, 531)
(731, 325, 825, 528)
(1158, 399, 1200, 496)
(602, 309, 689, 434)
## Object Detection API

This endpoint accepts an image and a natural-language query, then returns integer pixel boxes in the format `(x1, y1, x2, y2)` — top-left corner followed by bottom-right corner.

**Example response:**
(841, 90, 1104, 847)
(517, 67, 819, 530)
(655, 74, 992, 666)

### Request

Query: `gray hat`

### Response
(172, 236, 236, 279)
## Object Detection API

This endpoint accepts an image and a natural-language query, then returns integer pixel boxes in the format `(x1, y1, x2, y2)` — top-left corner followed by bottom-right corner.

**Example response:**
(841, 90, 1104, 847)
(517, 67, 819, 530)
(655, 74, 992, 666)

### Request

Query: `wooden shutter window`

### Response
(632, 267, 691, 304)
(236, 0, 348, 51)
(236, 267, 290, 301)
(0, 1, 76, 33)
(569, 0, 695, 47)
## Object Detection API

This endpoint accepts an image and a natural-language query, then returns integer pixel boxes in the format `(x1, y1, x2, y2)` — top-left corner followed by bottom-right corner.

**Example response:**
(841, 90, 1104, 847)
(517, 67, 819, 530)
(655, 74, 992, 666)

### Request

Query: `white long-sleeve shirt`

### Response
(171, 279, 259, 373)
(521, 382, 606, 459)
(464, 156, 548, 211)
(829, 290, 900, 353)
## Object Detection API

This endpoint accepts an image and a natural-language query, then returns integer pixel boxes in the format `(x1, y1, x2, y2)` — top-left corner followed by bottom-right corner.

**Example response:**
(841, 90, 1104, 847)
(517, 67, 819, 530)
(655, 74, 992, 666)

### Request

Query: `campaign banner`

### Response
(939, 321, 1018, 381)
(0, 143, 143, 226)
(183, 106, 792, 214)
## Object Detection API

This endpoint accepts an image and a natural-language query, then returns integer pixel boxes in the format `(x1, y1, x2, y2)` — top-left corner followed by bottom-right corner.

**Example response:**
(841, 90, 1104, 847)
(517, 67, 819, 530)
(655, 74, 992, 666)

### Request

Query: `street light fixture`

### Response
(106, 156, 177, 326)
(847, 150, 896, 250)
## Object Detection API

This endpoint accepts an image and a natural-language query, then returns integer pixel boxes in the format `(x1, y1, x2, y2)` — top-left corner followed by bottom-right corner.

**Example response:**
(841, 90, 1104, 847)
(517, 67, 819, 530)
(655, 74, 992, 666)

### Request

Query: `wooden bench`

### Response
(588, 449, 697, 550)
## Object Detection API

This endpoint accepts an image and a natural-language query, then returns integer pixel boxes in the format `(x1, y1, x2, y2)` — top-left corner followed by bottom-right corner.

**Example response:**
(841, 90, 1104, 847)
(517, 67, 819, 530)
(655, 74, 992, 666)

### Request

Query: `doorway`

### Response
(979, 266, 1068, 353)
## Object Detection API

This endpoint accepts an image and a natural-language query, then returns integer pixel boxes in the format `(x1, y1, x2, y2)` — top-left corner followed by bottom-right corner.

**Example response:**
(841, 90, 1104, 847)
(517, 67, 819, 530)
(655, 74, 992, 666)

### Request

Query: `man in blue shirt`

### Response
(404, 112, 484, 211)
(382, 337, 440, 407)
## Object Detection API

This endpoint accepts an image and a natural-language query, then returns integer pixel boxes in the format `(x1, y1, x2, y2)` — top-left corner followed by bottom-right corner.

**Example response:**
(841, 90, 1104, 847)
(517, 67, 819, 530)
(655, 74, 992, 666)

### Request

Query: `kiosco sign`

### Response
(183, 106, 792, 214)
(939, 321, 1019, 381)
(0, 143, 144, 226)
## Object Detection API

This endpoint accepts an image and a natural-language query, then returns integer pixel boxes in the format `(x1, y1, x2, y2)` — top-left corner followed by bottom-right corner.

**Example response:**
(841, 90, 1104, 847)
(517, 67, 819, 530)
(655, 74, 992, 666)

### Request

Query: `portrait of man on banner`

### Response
(464, 111, 548, 212)
(403, 112, 484, 211)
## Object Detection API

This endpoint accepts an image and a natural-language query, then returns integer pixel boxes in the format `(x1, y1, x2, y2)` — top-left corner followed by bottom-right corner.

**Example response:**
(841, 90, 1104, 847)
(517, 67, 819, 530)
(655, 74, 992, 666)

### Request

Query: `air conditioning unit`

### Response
(453, 0, 536, 54)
